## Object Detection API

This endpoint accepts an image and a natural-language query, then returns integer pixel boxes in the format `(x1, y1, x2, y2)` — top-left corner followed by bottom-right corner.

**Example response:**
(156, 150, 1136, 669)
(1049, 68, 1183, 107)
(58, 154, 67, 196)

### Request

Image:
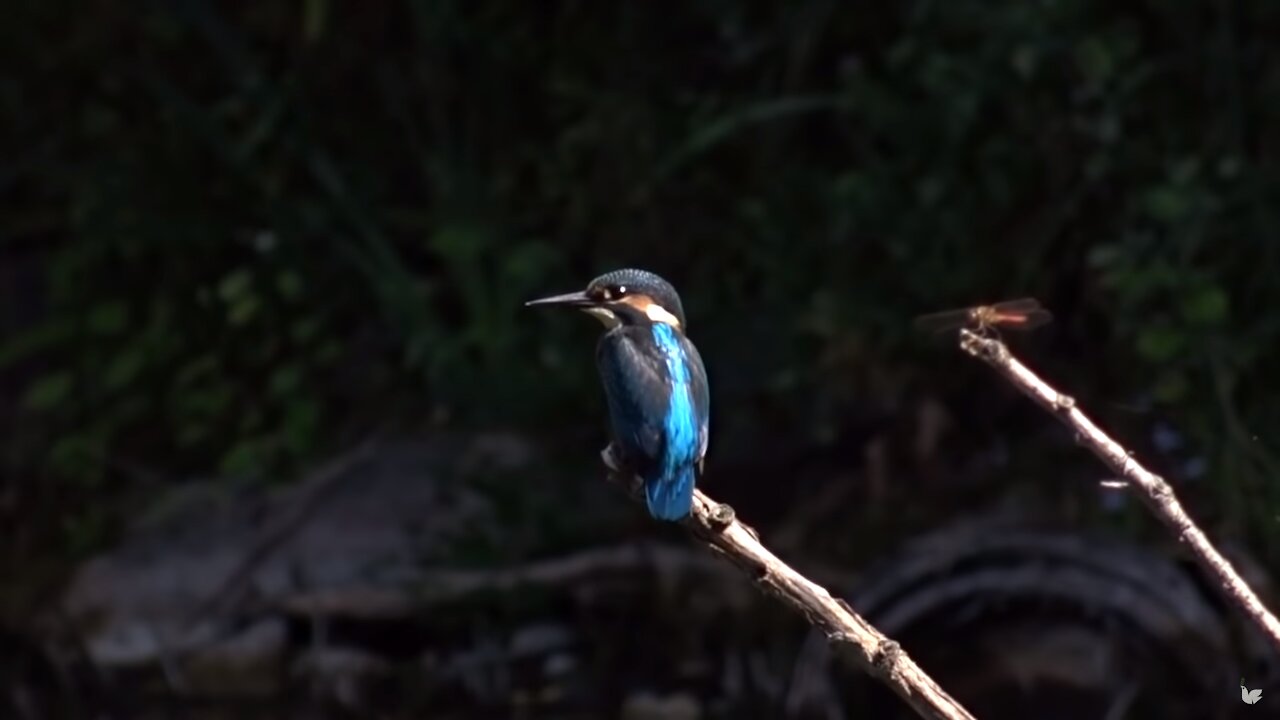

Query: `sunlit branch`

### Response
(957, 329, 1280, 653)
(602, 446, 977, 720)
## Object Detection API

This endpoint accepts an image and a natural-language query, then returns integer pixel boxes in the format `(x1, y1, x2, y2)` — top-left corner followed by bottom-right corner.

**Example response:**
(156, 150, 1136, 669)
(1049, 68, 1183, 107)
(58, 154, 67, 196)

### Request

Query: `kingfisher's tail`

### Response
(644, 466, 695, 521)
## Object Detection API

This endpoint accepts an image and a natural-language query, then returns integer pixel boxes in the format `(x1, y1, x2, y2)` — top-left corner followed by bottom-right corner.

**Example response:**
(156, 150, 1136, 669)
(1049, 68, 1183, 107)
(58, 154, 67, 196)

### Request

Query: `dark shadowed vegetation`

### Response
(3, 1, 1280, 717)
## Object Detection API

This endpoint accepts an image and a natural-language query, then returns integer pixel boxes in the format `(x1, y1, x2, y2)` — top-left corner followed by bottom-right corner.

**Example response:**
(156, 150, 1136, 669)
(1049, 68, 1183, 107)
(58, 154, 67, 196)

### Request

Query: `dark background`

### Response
(4, 1, 1280, 718)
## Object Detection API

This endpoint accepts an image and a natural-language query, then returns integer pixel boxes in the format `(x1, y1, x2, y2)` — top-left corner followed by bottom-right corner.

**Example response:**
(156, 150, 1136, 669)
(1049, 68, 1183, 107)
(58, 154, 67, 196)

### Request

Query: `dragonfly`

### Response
(914, 298, 1053, 337)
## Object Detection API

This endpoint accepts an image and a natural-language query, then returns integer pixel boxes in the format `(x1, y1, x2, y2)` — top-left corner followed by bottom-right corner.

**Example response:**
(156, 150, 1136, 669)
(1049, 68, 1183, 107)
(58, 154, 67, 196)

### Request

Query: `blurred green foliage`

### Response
(4, 0, 1280, 568)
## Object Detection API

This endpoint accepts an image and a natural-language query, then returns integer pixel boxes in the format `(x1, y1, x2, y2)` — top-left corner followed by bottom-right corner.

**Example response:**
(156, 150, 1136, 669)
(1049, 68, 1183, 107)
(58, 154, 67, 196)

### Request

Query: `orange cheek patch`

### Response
(619, 294, 681, 327)
(618, 294, 654, 313)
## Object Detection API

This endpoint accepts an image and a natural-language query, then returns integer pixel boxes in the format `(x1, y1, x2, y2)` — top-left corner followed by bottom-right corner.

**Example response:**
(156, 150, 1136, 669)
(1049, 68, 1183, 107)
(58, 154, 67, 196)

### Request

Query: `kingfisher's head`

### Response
(525, 268, 687, 330)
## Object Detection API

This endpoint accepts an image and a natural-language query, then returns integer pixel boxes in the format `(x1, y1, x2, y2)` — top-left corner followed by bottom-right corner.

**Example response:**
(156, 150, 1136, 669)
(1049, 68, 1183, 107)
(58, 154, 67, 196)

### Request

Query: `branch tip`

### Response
(952, 328, 1280, 654)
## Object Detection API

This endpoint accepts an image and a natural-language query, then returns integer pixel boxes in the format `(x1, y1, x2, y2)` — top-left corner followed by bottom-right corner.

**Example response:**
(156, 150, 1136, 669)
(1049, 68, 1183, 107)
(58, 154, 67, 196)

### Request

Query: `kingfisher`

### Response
(526, 269, 710, 521)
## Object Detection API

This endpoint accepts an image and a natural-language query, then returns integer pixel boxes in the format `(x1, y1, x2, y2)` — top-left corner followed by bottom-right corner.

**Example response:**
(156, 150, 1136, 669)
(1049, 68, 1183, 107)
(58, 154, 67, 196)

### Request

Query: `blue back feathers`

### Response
(646, 323, 701, 520)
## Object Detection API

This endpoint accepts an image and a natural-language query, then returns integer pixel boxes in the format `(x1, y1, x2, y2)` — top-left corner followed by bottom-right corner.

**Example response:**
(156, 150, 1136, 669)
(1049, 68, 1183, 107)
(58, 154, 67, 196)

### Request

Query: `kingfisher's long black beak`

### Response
(525, 290, 594, 309)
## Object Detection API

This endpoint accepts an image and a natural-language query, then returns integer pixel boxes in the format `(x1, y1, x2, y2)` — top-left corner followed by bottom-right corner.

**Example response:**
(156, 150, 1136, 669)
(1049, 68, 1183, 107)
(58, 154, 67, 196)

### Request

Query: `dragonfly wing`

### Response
(913, 308, 972, 334)
(989, 298, 1052, 330)
(989, 298, 1044, 314)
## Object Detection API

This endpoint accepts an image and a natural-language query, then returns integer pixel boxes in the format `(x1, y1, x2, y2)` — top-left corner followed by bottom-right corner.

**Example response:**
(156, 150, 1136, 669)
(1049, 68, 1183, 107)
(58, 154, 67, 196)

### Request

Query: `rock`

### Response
(509, 623, 572, 659)
(56, 437, 529, 683)
(183, 619, 287, 695)
(291, 647, 392, 709)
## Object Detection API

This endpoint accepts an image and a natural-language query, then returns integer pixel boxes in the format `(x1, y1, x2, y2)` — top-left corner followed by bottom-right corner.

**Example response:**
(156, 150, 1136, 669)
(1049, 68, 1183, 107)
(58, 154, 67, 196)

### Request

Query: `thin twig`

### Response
(957, 329, 1280, 653)
(601, 446, 976, 720)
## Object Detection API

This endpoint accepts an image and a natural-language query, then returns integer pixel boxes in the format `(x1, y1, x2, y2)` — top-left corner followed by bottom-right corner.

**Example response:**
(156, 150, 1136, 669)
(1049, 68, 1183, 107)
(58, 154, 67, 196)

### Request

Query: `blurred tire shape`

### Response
(790, 519, 1277, 720)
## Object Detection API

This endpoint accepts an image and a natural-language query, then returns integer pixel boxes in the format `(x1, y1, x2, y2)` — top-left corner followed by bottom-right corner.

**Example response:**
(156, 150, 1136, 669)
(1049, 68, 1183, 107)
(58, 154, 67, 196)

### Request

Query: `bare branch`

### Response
(602, 446, 977, 720)
(957, 329, 1280, 653)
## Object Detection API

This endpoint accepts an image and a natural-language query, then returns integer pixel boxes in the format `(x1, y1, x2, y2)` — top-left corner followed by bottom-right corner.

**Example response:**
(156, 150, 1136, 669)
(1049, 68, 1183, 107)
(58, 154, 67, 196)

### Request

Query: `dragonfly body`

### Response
(915, 298, 1052, 337)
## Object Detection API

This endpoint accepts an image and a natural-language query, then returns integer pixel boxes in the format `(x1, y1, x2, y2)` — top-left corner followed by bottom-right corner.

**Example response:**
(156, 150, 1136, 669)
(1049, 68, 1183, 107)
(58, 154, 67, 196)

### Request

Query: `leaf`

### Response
(220, 442, 263, 477)
(1180, 286, 1228, 326)
(1086, 244, 1122, 269)
(1153, 372, 1187, 403)
(178, 385, 233, 418)
(49, 436, 98, 478)
(316, 340, 342, 364)
(430, 224, 489, 264)
(62, 510, 109, 557)
(175, 355, 219, 387)
(1136, 326, 1185, 362)
(239, 403, 266, 432)
(176, 423, 209, 448)
(217, 268, 253, 302)
(227, 295, 259, 326)
(87, 301, 129, 334)
(103, 348, 146, 391)
(283, 398, 320, 452)
(1171, 156, 1200, 184)
(1143, 185, 1189, 223)
(290, 317, 323, 343)
(651, 96, 850, 182)
(303, 0, 328, 43)
(268, 365, 302, 397)
(23, 372, 74, 411)
(499, 242, 557, 286)
(1075, 36, 1113, 86)
(0, 320, 74, 368)
(276, 271, 304, 301)
(1010, 46, 1036, 79)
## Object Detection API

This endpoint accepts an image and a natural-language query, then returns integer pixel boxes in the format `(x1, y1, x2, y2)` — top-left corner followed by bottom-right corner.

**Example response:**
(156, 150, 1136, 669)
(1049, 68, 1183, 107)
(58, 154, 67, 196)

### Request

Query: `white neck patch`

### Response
(643, 302, 682, 329)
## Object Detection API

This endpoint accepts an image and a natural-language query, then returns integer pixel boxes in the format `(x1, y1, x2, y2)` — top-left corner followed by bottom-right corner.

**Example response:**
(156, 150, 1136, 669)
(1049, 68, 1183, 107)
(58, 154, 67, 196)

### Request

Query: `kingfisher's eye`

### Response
(615, 285, 627, 296)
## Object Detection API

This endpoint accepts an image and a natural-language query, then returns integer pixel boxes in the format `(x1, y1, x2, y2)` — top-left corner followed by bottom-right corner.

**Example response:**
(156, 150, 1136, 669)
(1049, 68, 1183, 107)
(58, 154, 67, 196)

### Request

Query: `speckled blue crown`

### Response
(589, 268, 686, 327)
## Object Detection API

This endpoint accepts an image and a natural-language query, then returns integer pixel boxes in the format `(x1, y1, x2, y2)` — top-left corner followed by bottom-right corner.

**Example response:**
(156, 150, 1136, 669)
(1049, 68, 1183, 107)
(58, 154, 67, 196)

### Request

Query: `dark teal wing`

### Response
(595, 328, 671, 476)
(596, 325, 710, 521)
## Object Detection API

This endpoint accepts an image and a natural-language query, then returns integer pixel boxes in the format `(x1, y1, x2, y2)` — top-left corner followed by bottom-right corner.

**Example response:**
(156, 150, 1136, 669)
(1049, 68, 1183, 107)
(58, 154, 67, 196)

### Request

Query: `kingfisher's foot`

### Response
(709, 503, 735, 529)
(601, 444, 644, 495)
(600, 444, 623, 472)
